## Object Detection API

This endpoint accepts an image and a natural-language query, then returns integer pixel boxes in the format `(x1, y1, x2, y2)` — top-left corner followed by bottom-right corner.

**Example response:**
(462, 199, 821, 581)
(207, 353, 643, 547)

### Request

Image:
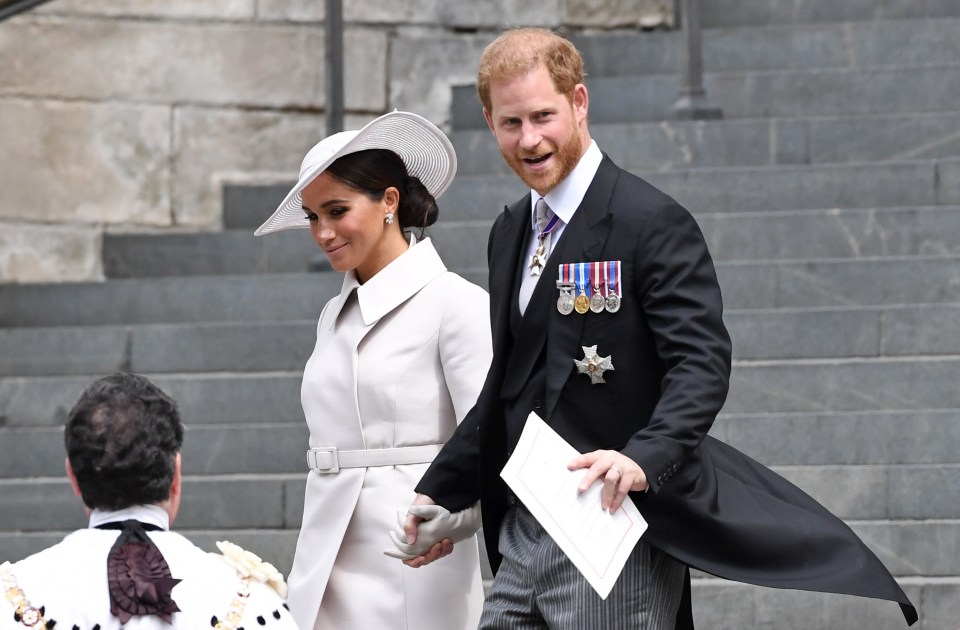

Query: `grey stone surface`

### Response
(452, 64, 960, 128)
(940, 157, 960, 205)
(0, 374, 306, 428)
(283, 477, 307, 528)
(0, 423, 310, 478)
(727, 308, 881, 360)
(702, 206, 960, 261)
(774, 255, 960, 307)
(628, 161, 938, 214)
(785, 112, 960, 164)
(223, 184, 293, 229)
(882, 304, 960, 356)
(131, 322, 315, 373)
(257, 0, 563, 26)
(689, 578, 919, 630)
(0, 532, 65, 564)
(171, 108, 328, 228)
(0, 224, 102, 285)
(718, 410, 960, 466)
(38, 0, 256, 19)
(0, 17, 335, 109)
(0, 479, 81, 531)
(919, 582, 960, 629)
(725, 357, 960, 414)
(777, 464, 960, 520)
(181, 423, 308, 475)
(0, 99, 171, 226)
(699, 0, 942, 27)
(856, 520, 960, 576)
(177, 476, 292, 528)
(0, 273, 339, 327)
(0, 428, 64, 478)
(0, 325, 129, 376)
(714, 264, 780, 310)
(103, 230, 319, 278)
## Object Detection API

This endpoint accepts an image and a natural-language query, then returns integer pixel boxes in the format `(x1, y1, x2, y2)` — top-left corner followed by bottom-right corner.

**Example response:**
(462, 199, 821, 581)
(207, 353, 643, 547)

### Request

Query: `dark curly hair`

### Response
(326, 148, 439, 237)
(64, 373, 184, 511)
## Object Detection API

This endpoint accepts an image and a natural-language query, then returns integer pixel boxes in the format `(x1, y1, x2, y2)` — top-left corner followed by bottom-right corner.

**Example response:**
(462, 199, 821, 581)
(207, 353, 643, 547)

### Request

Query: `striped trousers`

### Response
(480, 504, 685, 629)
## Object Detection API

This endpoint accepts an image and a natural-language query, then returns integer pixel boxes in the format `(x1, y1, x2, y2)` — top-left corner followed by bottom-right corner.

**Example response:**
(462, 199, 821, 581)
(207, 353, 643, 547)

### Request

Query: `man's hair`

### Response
(64, 373, 184, 511)
(476, 27, 585, 113)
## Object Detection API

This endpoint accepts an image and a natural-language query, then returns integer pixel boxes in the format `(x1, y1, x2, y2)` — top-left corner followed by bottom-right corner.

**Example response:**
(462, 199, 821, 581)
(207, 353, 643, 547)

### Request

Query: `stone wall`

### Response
(0, 0, 670, 283)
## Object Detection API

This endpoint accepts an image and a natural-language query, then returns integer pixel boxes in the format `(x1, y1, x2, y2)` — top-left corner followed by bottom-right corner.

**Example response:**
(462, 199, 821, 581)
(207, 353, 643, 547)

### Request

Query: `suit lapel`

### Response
(500, 157, 619, 406)
(544, 158, 619, 418)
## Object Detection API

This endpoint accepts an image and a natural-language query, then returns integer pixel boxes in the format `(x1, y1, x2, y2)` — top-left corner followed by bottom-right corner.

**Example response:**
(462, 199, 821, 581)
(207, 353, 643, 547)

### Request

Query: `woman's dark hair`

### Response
(64, 373, 184, 511)
(326, 148, 439, 234)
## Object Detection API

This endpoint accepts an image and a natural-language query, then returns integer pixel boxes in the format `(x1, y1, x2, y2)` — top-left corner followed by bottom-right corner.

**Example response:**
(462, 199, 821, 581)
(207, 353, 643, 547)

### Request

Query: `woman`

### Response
(255, 111, 489, 630)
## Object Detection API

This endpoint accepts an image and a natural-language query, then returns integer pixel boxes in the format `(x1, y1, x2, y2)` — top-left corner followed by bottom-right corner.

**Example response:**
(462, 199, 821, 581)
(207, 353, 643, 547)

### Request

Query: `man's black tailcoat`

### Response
(417, 156, 917, 626)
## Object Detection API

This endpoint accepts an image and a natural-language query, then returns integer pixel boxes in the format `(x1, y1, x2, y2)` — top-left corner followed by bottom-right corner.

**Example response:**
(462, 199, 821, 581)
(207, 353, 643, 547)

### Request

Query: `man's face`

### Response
(483, 64, 588, 196)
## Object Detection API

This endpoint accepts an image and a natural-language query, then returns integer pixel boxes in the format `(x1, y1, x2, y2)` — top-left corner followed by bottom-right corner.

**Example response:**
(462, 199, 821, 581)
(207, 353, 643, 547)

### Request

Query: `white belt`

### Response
(306, 444, 443, 474)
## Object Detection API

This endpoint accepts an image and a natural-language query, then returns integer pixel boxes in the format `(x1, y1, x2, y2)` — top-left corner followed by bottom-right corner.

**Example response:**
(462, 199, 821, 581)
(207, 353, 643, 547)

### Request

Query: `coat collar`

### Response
(326, 236, 447, 328)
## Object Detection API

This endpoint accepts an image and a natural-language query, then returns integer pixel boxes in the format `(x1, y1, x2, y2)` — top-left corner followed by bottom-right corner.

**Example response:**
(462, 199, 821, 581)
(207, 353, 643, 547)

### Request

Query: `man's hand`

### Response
(567, 450, 648, 513)
(400, 494, 454, 568)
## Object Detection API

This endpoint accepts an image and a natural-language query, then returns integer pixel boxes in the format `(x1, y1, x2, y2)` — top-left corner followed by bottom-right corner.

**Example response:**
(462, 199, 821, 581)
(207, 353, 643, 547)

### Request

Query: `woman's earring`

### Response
(384, 213, 395, 225)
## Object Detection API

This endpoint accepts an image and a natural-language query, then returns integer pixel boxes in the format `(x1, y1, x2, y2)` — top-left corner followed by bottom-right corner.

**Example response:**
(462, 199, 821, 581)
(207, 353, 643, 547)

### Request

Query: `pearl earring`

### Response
(384, 213, 395, 225)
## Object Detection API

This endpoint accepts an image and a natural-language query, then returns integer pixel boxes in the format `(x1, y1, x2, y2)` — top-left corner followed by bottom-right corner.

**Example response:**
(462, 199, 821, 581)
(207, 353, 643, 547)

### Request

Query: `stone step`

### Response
(226, 159, 958, 227)
(103, 203, 960, 278)
(4, 408, 954, 481)
(4, 252, 960, 327)
(2, 356, 959, 428)
(451, 64, 960, 129)
(715, 409, 960, 467)
(439, 159, 957, 222)
(0, 272, 341, 326)
(3, 301, 958, 376)
(432, 205, 960, 270)
(103, 228, 325, 278)
(567, 17, 960, 78)
(700, 0, 959, 28)
(450, 112, 960, 176)
(687, 577, 950, 630)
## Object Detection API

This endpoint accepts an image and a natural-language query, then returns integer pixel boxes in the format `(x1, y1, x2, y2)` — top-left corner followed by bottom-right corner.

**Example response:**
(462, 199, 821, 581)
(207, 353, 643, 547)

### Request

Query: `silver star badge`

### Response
(574, 345, 614, 384)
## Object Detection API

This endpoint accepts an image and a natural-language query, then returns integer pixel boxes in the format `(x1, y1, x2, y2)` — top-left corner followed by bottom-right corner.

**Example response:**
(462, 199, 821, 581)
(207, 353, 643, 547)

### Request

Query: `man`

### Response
(402, 28, 917, 628)
(0, 373, 298, 630)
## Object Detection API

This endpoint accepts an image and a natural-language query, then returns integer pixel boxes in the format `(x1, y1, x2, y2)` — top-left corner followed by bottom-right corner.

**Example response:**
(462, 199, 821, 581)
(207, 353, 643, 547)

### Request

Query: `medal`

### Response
(556, 264, 575, 315)
(574, 262, 590, 314)
(605, 260, 621, 313)
(574, 345, 615, 384)
(589, 262, 605, 313)
(529, 244, 546, 276)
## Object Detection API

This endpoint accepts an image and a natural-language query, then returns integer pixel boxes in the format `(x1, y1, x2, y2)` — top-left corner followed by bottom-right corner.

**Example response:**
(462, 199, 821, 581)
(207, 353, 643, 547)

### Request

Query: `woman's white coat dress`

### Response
(287, 237, 490, 630)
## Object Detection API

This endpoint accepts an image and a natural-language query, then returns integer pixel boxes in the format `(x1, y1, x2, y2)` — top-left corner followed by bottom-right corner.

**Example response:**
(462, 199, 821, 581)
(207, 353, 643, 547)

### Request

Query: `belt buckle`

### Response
(307, 447, 340, 474)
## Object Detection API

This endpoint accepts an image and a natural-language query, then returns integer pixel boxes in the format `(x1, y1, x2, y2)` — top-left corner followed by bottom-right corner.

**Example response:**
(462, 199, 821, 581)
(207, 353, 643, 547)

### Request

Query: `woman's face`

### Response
(301, 171, 402, 282)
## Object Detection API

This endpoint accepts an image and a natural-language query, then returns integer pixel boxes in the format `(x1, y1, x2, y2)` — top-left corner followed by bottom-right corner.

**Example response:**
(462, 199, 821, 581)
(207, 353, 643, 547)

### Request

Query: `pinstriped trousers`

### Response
(480, 504, 685, 629)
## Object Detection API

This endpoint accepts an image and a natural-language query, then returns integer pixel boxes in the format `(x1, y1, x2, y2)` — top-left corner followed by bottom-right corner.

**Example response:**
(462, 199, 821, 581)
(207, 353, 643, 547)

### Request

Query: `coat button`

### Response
(534, 399, 543, 409)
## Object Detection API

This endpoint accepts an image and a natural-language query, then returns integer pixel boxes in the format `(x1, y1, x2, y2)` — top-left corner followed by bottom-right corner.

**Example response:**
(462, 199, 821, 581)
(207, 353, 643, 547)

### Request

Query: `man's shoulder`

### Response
(0, 534, 296, 629)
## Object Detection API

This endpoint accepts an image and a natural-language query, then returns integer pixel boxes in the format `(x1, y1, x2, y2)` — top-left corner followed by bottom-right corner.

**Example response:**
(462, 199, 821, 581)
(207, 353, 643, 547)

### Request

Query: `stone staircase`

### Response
(2, 3, 960, 627)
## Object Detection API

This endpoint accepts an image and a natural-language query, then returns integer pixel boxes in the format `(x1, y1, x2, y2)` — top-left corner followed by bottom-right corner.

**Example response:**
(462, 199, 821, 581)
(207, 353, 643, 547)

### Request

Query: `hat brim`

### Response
(254, 111, 457, 236)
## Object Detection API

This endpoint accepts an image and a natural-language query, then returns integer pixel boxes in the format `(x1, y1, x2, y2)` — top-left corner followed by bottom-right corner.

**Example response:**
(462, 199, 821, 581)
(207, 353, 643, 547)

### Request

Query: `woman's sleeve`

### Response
(437, 280, 493, 424)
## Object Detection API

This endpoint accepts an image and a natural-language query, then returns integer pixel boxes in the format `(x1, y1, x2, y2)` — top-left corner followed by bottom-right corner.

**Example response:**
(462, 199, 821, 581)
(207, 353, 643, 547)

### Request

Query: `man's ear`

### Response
(483, 108, 496, 135)
(65, 457, 82, 498)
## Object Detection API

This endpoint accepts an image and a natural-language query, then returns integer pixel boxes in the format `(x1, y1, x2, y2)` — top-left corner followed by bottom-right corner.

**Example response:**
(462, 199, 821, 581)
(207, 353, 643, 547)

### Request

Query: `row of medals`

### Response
(556, 280, 621, 315)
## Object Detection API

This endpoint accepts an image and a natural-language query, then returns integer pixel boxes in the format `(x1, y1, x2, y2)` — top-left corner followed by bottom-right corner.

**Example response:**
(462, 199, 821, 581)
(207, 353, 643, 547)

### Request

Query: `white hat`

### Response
(255, 111, 457, 236)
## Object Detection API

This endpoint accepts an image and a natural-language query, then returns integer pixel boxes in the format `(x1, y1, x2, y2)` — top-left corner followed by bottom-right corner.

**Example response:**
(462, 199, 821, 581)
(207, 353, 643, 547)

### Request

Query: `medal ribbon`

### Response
(538, 212, 561, 240)
(577, 262, 587, 296)
(607, 260, 620, 297)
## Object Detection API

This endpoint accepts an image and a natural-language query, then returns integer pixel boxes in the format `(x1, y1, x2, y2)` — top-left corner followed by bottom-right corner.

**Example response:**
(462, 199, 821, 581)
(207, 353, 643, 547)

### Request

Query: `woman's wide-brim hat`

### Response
(254, 110, 457, 236)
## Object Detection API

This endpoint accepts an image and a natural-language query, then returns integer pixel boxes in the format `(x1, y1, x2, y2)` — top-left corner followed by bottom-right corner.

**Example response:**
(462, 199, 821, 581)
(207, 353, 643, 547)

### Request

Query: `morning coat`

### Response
(417, 156, 918, 626)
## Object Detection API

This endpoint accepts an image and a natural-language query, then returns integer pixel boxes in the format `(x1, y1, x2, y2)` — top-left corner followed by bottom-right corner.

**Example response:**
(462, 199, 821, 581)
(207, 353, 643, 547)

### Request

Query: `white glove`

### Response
(384, 502, 481, 560)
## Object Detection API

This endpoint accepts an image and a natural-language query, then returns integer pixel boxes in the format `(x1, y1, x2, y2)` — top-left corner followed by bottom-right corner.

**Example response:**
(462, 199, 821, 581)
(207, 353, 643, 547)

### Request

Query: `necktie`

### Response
(529, 197, 558, 277)
(519, 198, 560, 314)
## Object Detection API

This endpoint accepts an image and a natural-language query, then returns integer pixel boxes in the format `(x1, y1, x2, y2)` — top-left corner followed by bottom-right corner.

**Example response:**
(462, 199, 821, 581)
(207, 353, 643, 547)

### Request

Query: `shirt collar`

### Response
(88, 504, 170, 531)
(529, 140, 603, 230)
(326, 235, 447, 327)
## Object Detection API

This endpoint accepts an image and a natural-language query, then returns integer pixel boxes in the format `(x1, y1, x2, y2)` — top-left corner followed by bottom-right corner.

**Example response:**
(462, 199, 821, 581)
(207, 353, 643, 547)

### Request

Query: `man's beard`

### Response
(503, 121, 583, 195)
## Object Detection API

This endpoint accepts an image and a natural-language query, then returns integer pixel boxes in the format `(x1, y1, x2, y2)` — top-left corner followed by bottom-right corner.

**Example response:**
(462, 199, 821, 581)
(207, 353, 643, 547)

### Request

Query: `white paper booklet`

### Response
(500, 412, 648, 599)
